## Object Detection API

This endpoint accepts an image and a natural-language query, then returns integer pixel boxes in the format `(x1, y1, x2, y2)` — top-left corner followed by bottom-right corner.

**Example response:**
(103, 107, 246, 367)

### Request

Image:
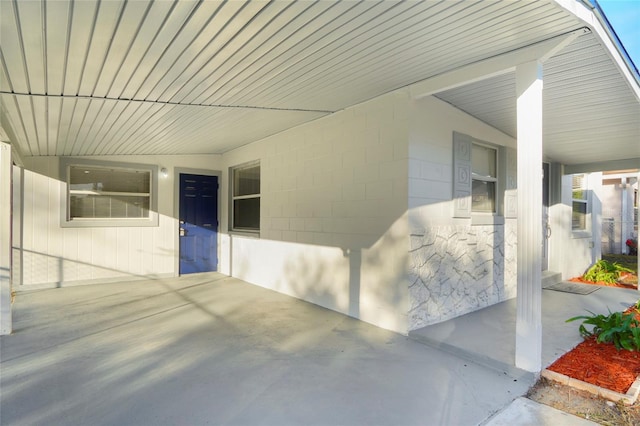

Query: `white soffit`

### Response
(435, 32, 640, 166)
(0, 0, 636, 161)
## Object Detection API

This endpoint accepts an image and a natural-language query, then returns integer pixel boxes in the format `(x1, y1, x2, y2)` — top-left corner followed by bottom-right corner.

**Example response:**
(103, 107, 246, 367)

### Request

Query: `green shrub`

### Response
(582, 259, 634, 284)
(567, 309, 640, 351)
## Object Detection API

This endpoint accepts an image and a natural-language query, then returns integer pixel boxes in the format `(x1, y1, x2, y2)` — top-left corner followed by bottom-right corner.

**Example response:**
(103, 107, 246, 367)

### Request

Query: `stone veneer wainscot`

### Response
(408, 221, 517, 330)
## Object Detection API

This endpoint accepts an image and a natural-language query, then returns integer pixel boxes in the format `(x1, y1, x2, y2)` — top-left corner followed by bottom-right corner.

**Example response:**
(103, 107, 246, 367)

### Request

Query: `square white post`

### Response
(515, 61, 543, 372)
(1, 142, 12, 335)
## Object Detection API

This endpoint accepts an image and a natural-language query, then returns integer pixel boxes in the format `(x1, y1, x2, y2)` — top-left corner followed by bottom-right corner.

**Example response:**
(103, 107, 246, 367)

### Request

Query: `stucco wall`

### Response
(13, 154, 222, 289)
(219, 91, 411, 333)
(407, 96, 518, 329)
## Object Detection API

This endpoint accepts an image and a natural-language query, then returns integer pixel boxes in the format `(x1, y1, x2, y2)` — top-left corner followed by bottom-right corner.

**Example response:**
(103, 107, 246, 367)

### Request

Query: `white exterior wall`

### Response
(407, 96, 518, 330)
(219, 91, 411, 334)
(548, 172, 602, 279)
(14, 154, 222, 289)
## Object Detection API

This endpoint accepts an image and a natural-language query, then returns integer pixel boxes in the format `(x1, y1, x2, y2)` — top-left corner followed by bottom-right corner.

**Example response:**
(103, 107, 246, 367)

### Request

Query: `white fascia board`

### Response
(602, 172, 640, 180)
(565, 158, 640, 174)
(553, 0, 640, 102)
(409, 28, 587, 99)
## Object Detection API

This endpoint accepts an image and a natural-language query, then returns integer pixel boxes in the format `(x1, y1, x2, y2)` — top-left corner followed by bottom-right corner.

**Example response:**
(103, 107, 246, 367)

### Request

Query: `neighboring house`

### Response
(1, 0, 639, 373)
(600, 171, 639, 255)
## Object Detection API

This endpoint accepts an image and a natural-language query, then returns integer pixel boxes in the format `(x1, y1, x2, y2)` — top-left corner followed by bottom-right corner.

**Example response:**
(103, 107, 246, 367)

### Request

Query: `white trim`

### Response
(553, 0, 640, 101)
(409, 28, 587, 99)
(565, 159, 640, 174)
(229, 160, 261, 234)
(471, 142, 499, 214)
(0, 142, 12, 335)
(59, 158, 159, 228)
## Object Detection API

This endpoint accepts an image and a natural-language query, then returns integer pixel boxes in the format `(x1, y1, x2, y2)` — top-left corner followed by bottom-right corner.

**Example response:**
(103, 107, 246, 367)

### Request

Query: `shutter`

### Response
(452, 132, 472, 218)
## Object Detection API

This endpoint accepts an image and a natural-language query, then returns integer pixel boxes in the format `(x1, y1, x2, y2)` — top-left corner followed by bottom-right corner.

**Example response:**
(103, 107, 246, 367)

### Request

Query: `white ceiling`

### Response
(436, 32, 640, 166)
(1, 0, 638, 168)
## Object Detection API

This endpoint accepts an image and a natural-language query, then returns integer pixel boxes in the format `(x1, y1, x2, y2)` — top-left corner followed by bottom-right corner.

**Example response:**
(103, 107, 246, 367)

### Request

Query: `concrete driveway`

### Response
(1, 273, 532, 426)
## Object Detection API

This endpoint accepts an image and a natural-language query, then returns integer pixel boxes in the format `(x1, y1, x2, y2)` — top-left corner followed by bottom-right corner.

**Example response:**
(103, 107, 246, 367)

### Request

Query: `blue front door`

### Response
(179, 174, 218, 274)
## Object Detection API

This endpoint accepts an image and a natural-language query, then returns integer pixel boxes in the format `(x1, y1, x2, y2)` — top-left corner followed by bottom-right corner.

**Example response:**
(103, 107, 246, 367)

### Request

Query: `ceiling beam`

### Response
(565, 158, 640, 174)
(408, 27, 589, 99)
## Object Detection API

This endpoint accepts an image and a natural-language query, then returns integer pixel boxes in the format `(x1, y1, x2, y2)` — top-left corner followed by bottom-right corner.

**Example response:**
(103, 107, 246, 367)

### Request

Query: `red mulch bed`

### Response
(568, 275, 637, 289)
(548, 307, 640, 394)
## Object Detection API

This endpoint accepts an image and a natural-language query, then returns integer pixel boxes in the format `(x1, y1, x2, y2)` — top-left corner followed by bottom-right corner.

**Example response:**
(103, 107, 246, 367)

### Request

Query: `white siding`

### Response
(14, 154, 222, 288)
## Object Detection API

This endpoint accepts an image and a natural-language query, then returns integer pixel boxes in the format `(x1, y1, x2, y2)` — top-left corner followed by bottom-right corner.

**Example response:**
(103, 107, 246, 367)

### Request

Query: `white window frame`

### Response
(452, 132, 509, 224)
(571, 173, 588, 231)
(471, 142, 499, 215)
(60, 158, 158, 228)
(229, 160, 260, 234)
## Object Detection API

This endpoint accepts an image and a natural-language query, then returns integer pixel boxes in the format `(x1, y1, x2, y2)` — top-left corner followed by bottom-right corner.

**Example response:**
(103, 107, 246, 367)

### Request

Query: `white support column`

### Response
(1, 142, 12, 335)
(515, 60, 544, 372)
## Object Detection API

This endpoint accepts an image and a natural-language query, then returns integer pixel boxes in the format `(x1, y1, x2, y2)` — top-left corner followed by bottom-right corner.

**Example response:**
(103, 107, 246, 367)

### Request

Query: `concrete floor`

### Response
(410, 283, 640, 375)
(1, 273, 534, 426)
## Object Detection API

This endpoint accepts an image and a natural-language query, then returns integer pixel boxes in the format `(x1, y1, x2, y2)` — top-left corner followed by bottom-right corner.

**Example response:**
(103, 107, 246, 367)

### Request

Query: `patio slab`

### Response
(410, 283, 640, 375)
(1, 273, 535, 426)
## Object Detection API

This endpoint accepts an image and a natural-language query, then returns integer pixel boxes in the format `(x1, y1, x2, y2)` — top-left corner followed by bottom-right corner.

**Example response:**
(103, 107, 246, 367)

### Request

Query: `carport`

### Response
(1, 273, 533, 425)
(3, 273, 639, 425)
(1, 0, 639, 376)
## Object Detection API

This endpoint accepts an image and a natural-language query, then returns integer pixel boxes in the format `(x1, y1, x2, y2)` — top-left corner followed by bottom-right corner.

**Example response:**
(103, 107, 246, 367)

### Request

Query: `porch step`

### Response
(542, 271, 562, 289)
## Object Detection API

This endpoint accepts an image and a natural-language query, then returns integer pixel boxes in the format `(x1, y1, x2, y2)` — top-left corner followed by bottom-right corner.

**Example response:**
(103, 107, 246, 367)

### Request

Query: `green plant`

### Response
(582, 259, 634, 284)
(567, 309, 640, 351)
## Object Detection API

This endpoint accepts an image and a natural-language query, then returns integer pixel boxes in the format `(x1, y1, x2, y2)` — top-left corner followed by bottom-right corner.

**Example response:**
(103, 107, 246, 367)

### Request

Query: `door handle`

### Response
(180, 228, 187, 237)
(546, 225, 552, 239)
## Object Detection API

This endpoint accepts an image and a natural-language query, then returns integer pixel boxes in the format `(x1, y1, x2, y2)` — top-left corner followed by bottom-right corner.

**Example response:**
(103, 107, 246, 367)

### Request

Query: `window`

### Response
(471, 143, 497, 213)
(453, 132, 511, 220)
(61, 159, 158, 227)
(571, 174, 588, 230)
(230, 161, 260, 232)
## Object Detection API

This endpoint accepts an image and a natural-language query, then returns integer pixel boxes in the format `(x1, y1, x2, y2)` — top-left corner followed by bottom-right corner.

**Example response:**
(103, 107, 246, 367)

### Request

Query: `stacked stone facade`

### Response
(408, 222, 517, 330)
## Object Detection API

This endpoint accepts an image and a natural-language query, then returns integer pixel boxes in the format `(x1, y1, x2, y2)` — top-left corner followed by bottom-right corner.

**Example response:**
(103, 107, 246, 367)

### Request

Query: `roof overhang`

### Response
(0, 0, 638, 168)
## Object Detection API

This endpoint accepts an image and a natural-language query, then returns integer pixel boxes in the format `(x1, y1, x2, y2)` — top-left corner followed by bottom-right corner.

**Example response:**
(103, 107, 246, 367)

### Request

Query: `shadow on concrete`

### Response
(1, 274, 533, 426)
